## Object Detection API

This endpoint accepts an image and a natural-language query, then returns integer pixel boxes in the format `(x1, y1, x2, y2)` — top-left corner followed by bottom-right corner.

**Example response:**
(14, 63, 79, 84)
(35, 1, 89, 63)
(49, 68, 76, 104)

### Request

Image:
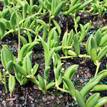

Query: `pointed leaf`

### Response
(37, 75, 46, 92)
(91, 85, 107, 92)
(31, 64, 39, 75)
(0, 20, 6, 39)
(8, 75, 15, 95)
(75, 90, 86, 107)
(23, 52, 32, 75)
(63, 78, 76, 97)
(98, 45, 107, 61)
(10, 12, 17, 29)
(46, 81, 55, 90)
(1, 45, 15, 69)
(95, 97, 107, 107)
(86, 93, 100, 107)
(64, 65, 78, 79)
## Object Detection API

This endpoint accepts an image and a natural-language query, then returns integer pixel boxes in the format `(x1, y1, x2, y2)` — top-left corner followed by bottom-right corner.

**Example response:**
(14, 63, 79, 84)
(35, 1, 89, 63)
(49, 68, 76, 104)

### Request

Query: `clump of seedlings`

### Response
(0, 0, 107, 106)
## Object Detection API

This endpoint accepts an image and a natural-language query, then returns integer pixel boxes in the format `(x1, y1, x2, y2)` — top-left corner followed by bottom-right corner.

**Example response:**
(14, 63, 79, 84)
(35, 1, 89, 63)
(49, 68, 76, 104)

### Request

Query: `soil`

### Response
(0, 39, 94, 107)
(1, 2, 107, 107)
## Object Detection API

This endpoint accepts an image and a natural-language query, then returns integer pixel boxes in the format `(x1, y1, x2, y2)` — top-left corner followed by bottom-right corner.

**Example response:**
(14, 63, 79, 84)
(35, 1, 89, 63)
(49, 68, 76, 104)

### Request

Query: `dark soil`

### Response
(0, 86, 73, 107)
(0, 36, 94, 107)
(0, 45, 94, 107)
(1, 6, 107, 106)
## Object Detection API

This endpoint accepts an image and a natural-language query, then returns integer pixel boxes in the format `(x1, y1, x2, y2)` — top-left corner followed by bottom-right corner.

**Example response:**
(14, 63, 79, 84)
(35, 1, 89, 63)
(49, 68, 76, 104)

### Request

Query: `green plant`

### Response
(39, 0, 66, 17)
(0, 45, 16, 95)
(36, 74, 55, 94)
(53, 53, 78, 92)
(33, 24, 62, 93)
(63, 69, 107, 107)
(0, 71, 8, 93)
(35, 37, 61, 93)
(39, 25, 62, 79)
(86, 27, 107, 76)
(7, 52, 39, 85)
(62, 22, 91, 58)
(1, 0, 107, 105)
(8, 74, 15, 96)
(64, 0, 92, 15)
(0, 41, 38, 93)
(0, 0, 42, 41)
(53, 53, 64, 92)
(91, 0, 107, 15)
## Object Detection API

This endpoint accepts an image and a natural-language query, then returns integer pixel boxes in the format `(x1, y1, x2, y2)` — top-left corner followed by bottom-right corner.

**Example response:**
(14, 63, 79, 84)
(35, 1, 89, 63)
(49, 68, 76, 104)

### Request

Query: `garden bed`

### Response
(1, 0, 107, 107)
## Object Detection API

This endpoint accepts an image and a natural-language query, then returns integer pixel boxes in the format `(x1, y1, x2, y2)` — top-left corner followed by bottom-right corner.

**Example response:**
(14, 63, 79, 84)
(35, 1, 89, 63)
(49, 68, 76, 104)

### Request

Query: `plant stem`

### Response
(4, 75, 7, 93)
(79, 54, 91, 58)
(95, 62, 100, 77)
(30, 0, 33, 6)
(61, 54, 90, 59)
(31, 76, 38, 85)
(63, 46, 72, 49)
(18, 27, 21, 59)
(56, 84, 68, 93)
(49, 13, 53, 31)
(61, 56, 74, 59)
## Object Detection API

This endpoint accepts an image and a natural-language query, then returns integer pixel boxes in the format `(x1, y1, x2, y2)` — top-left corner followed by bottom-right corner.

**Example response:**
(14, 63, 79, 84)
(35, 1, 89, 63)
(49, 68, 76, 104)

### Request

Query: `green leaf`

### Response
(39, 37, 50, 66)
(80, 76, 101, 98)
(91, 85, 107, 92)
(57, 75, 62, 86)
(54, 1, 66, 16)
(86, 36, 97, 62)
(64, 65, 78, 79)
(99, 34, 107, 47)
(20, 36, 27, 45)
(18, 42, 36, 62)
(79, 0, 92, 9)
(95, 97, 107, 107)
(98, 45, 107, 61)
(2, 8, 11, 20)
(6, 60, 14, 73)
(0, 20, 6, 39)
(86, 93, 100, 107)
(5, 20, 11, 30)
(62, 30, 74, 55)
(23, 52, 32, 75)
(51, 0, 55, 15)
(64, 3, 81, 15)
(54, 64, 62, 81)
(79, 23, 91, 42)
(48, 28, 59, 48)
(63, 78, 76, 97)
(37, 75, 46, 93)
(10, 12, 17, 29)
(73, 35, 80, 55)
(1, 45, 15, 69)
(46, 81, 55, 90)
(4, 0, 9, 7)
(18, 44, 30, 62)
(15, 71, 28, 85)
(68, 50, 77, 57)
(53, 20, 61, 34)
(75, 90, 86, 107)
(23, 1, 29, 19)
(8, 75, 15, 96)
(94, 30, 102, 46)
(86, 36, 91, 55)
(13, 63, 27, 76)
(31, 64, 39, 75)
(0, 72, 2, 81)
